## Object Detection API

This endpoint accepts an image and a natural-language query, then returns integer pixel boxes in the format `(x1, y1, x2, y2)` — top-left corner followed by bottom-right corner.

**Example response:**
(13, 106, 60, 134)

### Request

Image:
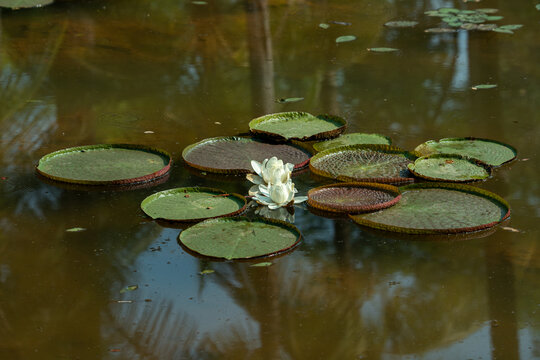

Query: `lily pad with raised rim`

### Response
(414, 137, 516, 167)
(349, 183, 510, 234)
(182, 136, 311, 174)
(309, 144, 418, 184)
(36, 144, 171, 185)
(0, 0, 52, 9)
(141, 187, 247, 222)
(407, 154, 491, 182)
(307, 182, 401, 214)
(313, 133, 392, 152)
(248, 112, 346, 141)
(179, 217, 301, 260)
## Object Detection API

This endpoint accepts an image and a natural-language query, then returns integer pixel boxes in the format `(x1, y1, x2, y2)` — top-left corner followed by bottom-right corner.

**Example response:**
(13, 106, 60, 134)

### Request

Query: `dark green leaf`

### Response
(486, 15, 503, 21)
(313, 133, 392, 152)
(407, 155, 491, 182)
(492, 28, 514, 34)
(498, 24, 523, 30)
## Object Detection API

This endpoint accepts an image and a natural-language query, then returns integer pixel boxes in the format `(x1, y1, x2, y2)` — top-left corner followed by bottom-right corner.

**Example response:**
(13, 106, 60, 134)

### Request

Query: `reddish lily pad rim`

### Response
(349, 182, 511, 235)
(178, 216, 302, 260)
(307, 182, 402, 214)
(141, 187, 248, 223)
(182, 136, 312, 174)
(248, 112, 347, 141)
(309, 144, 419, 185)
(417, 137, 517, 167)
(408, 154, 492, 183)
(36, 144, 172, 186)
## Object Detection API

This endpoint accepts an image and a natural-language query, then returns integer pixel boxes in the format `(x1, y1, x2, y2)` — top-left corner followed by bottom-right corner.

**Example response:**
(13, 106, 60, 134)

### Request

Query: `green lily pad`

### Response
(472, 84, 498, 90)
(66, 227, 86, 232)
(414, 138, 516, 167)
(319, 23, 330, 29)
(141, 187, 247, 222)
(248, 112, 346, 141)
(384, 20, 419, 28)
(36, 144, 171, 185)
(407, 154, 491, 182)
(425, 28, 457, 33)
(182, 136, 312, 174)
(492, 28, 514, 34)
(336, 35, 356, 43)
(367, 47, 399, 52)
(250, 262, 273, 267)
(486, 15, 503, 21)
(350, 183, 510, 234)
(0, 0, 53, 9)
(276, 97, 304, 104)
(477, 8, 499, 14)
(309, 144, 418, 184)
(477, 24, 498, 31)
(536, 4, 540, 11)
(307, 182, 401, 214)
(498, 24, 523, 31)
(179, 217, 301, 260)
(313, 133, 392, 152)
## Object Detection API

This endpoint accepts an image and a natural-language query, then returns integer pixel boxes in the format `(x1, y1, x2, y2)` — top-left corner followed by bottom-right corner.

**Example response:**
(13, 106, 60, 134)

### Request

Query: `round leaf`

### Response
(384, 21, 419, 28)
(182, 136, 312, 174)
(407, 154, 491, 182)
(309, 144, 418, 184)
(313, 133, 392, 152)
(307, 182, 401, 214)
(141, 187, 247, 222)
(414, 137, 516, 166)
(36, 144, 171, 185)
(248, 112, 346, 141)
(179, 217, 301, 260)
(350, 183, 510, 234)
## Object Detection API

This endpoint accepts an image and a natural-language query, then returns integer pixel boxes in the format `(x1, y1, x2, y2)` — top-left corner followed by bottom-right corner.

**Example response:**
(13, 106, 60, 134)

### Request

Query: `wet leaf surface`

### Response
(336, 35, 357, 43)
(313, 133, 392, 152)
(407, 155, 491, 182)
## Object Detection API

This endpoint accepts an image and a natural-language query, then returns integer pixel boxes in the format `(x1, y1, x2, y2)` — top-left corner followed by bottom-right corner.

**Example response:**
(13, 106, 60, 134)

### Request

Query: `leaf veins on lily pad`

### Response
(472, 84, 497, 90)
(368, 47, 399, 52)
(336, 35, 356, 43)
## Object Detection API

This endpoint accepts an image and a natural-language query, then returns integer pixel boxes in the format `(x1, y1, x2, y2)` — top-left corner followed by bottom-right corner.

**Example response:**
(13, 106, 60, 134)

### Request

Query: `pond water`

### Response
(1, 0, 539, 359)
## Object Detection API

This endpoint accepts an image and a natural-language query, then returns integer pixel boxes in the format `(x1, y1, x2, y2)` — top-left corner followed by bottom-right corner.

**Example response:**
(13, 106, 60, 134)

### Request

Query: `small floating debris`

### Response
(384, 20, 419, 28)
(368, 47, 399, 52)
(336, 35, 356, 43)
(472, 84, 497, 90)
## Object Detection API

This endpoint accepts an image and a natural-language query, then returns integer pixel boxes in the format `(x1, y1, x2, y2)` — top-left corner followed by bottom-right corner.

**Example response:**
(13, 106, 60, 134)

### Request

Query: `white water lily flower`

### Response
(253, 179, 307, 209)
(247, 156, 293, 186)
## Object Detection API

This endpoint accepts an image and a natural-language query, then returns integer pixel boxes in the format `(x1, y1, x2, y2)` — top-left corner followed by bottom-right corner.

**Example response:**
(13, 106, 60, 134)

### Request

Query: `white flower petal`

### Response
(293, 196, 308, 204)
(268, 203, 281, 210)
(248, 185, 260, 196)
(259, 184, 270, 197)
(246, 173, 263, 185)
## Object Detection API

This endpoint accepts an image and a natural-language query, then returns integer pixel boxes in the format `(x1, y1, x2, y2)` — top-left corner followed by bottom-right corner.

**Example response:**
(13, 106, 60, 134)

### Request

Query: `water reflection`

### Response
(0, 0, 539, 358)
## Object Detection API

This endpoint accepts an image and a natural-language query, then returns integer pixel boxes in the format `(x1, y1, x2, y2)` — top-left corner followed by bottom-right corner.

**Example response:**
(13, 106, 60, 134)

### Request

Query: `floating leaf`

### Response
(307, 182, 401, 214)
(0, 0, 53, 9)
(477, 8, 499, 14)
(350, 183, 510, 234)
(486, 15, 503, 21)
(424, 10, 446, 17)
(407, 154, 491, 182)
(182, 136, 312, 174)
(367, 47, 399, 52)
(248, 112, 346, 141)
(460, 23, 479, 31)
(36, 144, 171, 185)
(384, 20, 419, 28)
(66, 227, 86, 232)
(250, 262, 273, 267)
(141, 187, 247, 222)
(319, 23, 330, 29)
(425, 28, 457, 33)
(276, 97, 304, 103)
(537, 4, 540, 11)
(498, 24, 523, 30)
(120, 285, 138, 293)
(501, 226, 519, 233)
(313, 133, 392, 152)
(199, 269, 215, 275)
(438, 8, 459, 14)
(492, 28, 514, 34)
(477, 24, 498, 31)
(309, 144, 417, 184)
(336, 35, 356, 43)
(191, 1, 207, 4)
(414, 138, 516, 167)
(472, 84, 497, 90)
(179, 217, 301, 260)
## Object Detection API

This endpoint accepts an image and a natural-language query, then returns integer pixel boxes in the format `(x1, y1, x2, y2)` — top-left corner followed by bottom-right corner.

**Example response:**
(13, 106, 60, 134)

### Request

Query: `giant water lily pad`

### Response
(36, 144, 171, 185)
(0, 0, 53, 9)
(308, 182, 401, 214)
(248, 112, 346, 141)
(309, 145, 418, 184)
(408, 154, 491, 182)
(141, 187, 247, 222)
(179, 217, 301, 260)
(414, 137, 516, 166)
(350, 183, 510, 234)
(182, 136, 311, 174)
(313, 133, 392, 152)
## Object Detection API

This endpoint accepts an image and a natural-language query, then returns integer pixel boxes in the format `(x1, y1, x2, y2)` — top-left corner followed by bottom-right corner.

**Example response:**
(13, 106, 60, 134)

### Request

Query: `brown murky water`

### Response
(1, 0, 539, 359)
